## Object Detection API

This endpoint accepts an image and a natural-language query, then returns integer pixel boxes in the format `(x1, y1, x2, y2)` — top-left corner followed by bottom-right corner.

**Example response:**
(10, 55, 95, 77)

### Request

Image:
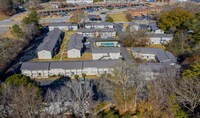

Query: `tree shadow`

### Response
(40, 76, 71, 94)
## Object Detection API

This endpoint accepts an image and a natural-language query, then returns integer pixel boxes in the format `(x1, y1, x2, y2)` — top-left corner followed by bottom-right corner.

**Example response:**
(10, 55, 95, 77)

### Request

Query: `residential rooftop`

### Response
(132, 47, 176, 63)
(129, 22, 148, 30)
(67, 33, 84, 50)
(85, 22, 114, 26)
(37, 29, 63, 52)
(77, 28, 116, 33)
(48, 22, 78, 26)
(148, 22, 162, 31)
(21, 62, 50, 70)
(21, 60, 121, 71)
(152, 33, 173, 38)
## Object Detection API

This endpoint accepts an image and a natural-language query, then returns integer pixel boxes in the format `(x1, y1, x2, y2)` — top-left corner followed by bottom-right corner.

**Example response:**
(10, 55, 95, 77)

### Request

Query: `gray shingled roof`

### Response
(21, 60, 121, 71)
(77, 28, 116, 33)
(148, 22, 159, 31)
(156, 51, 171, 62)
(85, 22, 114, 26)
(67, 33, 83, 50)
(129, 22, 148, 30)
(37, 29, 62, 52)
(132, 47, 176, 63)
(152, 33, 173, 38)
(48, 22, 78, 26)
(139, 63, 173, 72)
(83, 60, 120, 68)
(132, 47, 162, 54)
(50, 61, 83, 69)
(21, 62, 50, 70)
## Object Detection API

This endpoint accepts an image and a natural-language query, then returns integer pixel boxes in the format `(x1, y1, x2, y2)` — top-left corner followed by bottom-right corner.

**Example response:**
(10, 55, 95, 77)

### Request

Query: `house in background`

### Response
(48, 22, 78, 31)
(132, 47, 178, 80)
(20, 60, 121, 78)
(37, 29, 63, 59)
(132, 47, 176, 64)
(21, 62, 50, 78)
(77, 28, 117, 38)
(150, 33, 173, 44)
(128, 22, 148, 31)
(90, 39, 122, 60)
(85, 22, 114, 29)
(66, 0, 93, 4)
(133, 15, 152, 24)
(148, 22, 164, 34)
(67, 34, 84, 58)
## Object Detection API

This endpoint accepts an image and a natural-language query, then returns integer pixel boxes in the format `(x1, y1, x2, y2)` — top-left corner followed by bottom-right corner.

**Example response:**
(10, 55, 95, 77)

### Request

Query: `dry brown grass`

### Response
(10, 13, 27, 21)
(147, 44, 166, 50)
(123, 23, 129, 29)
(63, 52, 93, 61)
(41, 15, 62, 19)
(1, 29, 16, 39)
(85, 75, 98, 79)
(109, 12, 128, 22)
(0, 13, 8, 21)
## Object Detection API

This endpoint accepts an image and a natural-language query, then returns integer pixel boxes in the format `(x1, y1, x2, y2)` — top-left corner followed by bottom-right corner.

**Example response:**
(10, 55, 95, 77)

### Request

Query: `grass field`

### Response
(63, 52, 93, 60)
(54, 31, 76, 61)
(147, 44, 166, 50)
(109, 12, 128, 22)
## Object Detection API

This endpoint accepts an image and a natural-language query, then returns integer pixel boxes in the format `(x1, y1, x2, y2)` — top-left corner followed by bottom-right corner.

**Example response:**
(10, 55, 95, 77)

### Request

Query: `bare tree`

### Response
(70, 11, 88, 24)
(45, 79, 94, 118)
(0, 84, 42, 118)
(121, 30, 150, 47)
(98, 61, 145, 113)
(0, 0, 13, 15)
(0, 38, 24, 72)
(136, 66, 182, 118)
(23, 23, 40, 41)
(171, 78, 200, 115)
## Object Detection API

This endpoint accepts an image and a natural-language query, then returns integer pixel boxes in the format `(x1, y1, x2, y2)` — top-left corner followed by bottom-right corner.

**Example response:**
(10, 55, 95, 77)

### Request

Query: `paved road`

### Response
(0, 13, 70, 34)
(0, 13, 23, 34)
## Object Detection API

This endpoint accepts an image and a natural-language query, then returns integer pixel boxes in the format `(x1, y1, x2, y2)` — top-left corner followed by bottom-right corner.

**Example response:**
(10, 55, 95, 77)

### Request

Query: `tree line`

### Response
(0, 61, 199, 117)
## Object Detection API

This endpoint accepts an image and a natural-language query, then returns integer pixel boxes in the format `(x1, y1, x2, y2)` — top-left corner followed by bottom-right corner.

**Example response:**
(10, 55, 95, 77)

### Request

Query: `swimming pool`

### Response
(100, 42, 115, 47)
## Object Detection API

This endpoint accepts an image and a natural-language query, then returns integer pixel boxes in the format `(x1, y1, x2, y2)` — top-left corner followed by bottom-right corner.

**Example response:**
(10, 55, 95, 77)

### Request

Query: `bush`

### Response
(11, 24, 24, 38)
